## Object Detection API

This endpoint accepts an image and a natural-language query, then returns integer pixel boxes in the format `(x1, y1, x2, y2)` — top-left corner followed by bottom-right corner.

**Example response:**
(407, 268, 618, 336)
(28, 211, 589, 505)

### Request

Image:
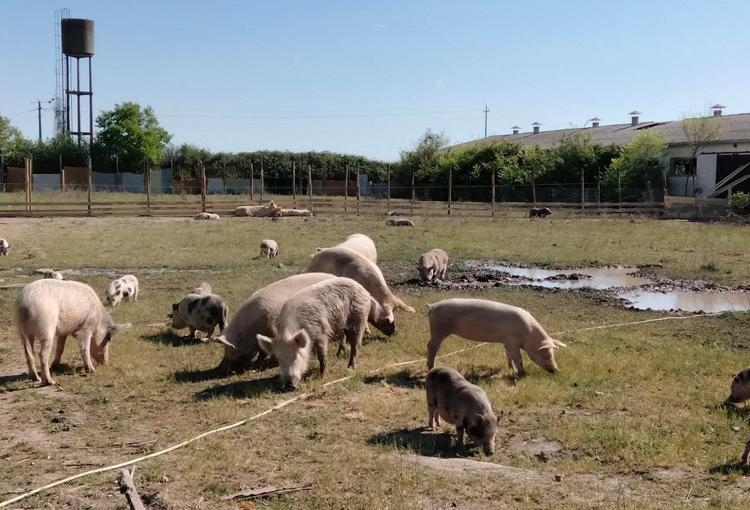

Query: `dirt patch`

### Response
(506, 437, 563, 461)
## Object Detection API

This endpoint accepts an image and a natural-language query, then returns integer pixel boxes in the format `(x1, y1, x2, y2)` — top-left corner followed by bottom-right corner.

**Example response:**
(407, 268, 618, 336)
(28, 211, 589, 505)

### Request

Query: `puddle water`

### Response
(477, 262, 750, 313)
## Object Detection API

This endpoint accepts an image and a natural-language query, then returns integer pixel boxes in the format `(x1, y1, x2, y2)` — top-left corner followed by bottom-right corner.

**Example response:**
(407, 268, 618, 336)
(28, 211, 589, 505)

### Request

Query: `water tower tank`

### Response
(61, 18, 95, 57)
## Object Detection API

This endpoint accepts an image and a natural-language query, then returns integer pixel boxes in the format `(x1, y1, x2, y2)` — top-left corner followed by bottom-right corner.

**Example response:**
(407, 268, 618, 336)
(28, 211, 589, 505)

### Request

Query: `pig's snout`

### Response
(482, 443, 495, 456)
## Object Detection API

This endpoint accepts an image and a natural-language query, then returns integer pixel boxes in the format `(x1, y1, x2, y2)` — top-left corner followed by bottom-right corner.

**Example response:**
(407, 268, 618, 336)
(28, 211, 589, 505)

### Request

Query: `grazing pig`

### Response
(16, 279, 131, 385)
(194, 212, 221, 220)
(190, 282, 212, 296)
(256, 277, 372, 390)
(0, 238, 9, 256)
(234, 200, 282, 217)
(170, 292, 228, 340)
(260, 239, 279, 258)
(306, 247, 415, 327)
(387, 218, 414, 227)
(418, 248, 449, 282)
(426, 298, 566, 376)
(426, 367, 502, 455)
(280, 208, 313, 217)
(727, 367, 750, 404)
(334, 233, 377, 264)
(209, 273, 336, 373)
(529, 207, 552, 219)
(106, 275, 139, 307)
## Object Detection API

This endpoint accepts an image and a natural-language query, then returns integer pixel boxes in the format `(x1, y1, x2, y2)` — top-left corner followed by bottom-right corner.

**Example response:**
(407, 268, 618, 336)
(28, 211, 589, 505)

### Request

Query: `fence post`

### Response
(292, 161, 297, 208)
(597, 169, 601, 209)
(530, 167, 536, 205)
(344, 164, 349, 214)
(411, 169, 416, 216)
(249, 161, 254, 201)
(581, 169, 585, 216)
(222, 162, 227, 194)
(491, 171, 496, 219)
(618, 168, 622, 209)
(356, 166, 361, 216)
(260, 158, 265, 202)
(386, 164, 391, 212)
(307, 164, 313, 214)
(115, 155, 121, 192)
(200, 162, 207, 212)
(59, 154, 66, 192)
(448, 166, 453, 216)
(87, 157, 92, 216)
(24, 158, 32, 215)
(144, 158, 151, 216)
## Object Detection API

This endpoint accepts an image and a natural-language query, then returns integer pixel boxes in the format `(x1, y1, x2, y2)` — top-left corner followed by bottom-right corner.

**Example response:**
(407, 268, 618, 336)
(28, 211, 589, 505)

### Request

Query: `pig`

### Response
(306, 247, 415, 328)
(387, 218, 414, 227)
(0, 238, 9, 256)
(260, 239, 279, 258)
(209, 273, 336, 373)
(418, 248, 449, 282)
(333, 233, 377, 264)
(16, 279, 131, 385)
(234, 200, 282, 217)
(426, 298, 566, 376)
(106, 275, 139, 307)
(189, 282, 212, 296)
(194, 212, 221, 220)
(426, 367, 502, 455)
(280, 208, 313, 217)
(256, 277, 372, 390)
(529, 207, 552, 219)
(170, 292, 228, 340)
(727, 367, 750, 404)
(385, 211, 404, 216)
(43, 270, 64, 280)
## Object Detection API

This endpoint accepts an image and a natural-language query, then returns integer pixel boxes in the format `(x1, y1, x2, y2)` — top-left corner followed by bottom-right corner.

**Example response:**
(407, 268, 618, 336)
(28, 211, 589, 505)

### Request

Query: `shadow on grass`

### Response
(195, 375, 280, 400)
(367, 426, 477, 458)
(143, 331, 199, 348)
(709, 460, 750, 475)
(175, 367, 227, 384)
(463, 367, 511, 386)
(362, 369, 424, 389)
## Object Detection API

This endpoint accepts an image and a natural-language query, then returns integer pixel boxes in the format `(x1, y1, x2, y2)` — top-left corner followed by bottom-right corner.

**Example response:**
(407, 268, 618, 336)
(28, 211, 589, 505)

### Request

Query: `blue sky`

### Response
(2, 0, 749, 161)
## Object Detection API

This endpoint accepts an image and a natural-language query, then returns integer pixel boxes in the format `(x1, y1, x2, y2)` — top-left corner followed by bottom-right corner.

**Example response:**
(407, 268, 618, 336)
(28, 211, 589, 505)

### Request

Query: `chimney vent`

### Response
(589, 117, 601, 128)
(531, 122, 541, 134)
(711, 104, 725, 117)
(512, 125, 520, 135)
(629, 111, 641, 126)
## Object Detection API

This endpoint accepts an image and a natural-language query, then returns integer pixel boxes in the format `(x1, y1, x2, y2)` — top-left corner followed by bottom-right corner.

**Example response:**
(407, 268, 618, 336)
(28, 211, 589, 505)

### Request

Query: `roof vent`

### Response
(531, 122, 541, 135)
(629, 111, 641, 126)
(512, 125, 520, 135)
(589, 117, 601, 128)
(711, 104, 725, 117)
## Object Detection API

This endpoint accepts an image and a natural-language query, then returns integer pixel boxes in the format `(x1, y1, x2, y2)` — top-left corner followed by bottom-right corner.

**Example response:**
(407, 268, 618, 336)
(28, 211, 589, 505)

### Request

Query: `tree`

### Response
(399, 129, 449, 183)
(0, 114, 22, 149)
(681, 114, 723, 194)
(95, 102, 171, 171)
(603, 131, 667, 200)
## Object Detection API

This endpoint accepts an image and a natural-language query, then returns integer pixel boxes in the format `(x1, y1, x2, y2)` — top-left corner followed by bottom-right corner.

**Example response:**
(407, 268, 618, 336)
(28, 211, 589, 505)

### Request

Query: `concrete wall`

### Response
(32, 174, 61, 191)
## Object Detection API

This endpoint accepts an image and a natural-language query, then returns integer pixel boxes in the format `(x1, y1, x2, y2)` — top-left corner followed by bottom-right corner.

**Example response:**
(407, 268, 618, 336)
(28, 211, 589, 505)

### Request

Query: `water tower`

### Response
(61, 18, 94, 145)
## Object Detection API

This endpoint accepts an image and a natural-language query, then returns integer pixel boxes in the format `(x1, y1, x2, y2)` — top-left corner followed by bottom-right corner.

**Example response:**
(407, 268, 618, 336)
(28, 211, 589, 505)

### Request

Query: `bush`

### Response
(730, 192, 750, 215)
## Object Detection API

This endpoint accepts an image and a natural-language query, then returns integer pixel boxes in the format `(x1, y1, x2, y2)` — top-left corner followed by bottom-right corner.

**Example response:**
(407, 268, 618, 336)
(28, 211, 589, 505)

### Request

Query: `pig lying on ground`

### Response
(529, 207, 552, 219)
(280, 208, 313, 217)
(418, 248, 449, 282)
(260, 239, 279, 258)
(306, 246, 415, 327)
(234, 200, 282, 217)
(170, 291, 228, 340)
(426, 298, 566, 376)
(16, 279, 131, 385)
(256, 277, 372, 390)
(387, 218, 414, 226)
(0, 238, 9, 256)
(194, 212, 221, 220)
(209, 273, 335, 373)
(426, 367, 502, 455)
(43, 270, 64, 280)
(106, 275, 139, 307)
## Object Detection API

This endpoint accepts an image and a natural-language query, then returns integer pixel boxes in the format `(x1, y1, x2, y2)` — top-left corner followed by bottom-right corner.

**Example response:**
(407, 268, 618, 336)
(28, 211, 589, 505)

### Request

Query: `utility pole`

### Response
(37, 101, 43, 142)
(483, 105, 490, 138)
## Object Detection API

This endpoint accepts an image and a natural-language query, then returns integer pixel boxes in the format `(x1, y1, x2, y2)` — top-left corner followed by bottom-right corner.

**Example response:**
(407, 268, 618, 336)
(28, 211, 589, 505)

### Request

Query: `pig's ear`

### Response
(209, 335, 235, 349)
(495, 410, 504, 425)
(539, 338, 565, 351)
(552, 339, 567, 348)
(394, 297, 416, 313)
(108, 323, 131, 336)
(256, 334, 273, 354)
(292, 329, 309, 348)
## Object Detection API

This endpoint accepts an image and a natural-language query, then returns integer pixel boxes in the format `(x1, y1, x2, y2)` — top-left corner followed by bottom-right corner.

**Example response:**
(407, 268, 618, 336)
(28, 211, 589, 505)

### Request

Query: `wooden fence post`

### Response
(144, 158, 151, 216)
(448, 166, 453, 216)
(356, 166, 361, 216)
(581, 169, 585, 216)
(249, 161, 254, 201)
(260, 158, 265, 202)
(292, 161, 297, 208)
(115, 155, 121, 192)
(200, 162, 207, 212)
(59, 154, 65, 192)
(386, 164, 391, 212)
(530, 167, 536, 205)
(307, 164, 313, 213)
(24, 158, 32, 215)
(491, 171, 496, 219)
(410, 169, 415, 216)
(618, 168, 622, 209)
(344, 164, 349, 214)
(87, 157, 92, 216)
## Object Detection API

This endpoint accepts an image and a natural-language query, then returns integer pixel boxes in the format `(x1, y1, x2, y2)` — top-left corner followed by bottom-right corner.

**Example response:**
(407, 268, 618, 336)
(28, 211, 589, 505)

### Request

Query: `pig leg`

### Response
(52, 335, 67, 369)
(506, 346, 525, 377)
(426, 334, 448, 370)
(20, 333, 41, 382)
(133, 284, 138, 301)
(742, 434, 750, 464)
(39, 333, 57, 385)
(440, 266, 447, 279)
(346, 322, 366, 369)
(76, 331, 96, 374)
(456, 424, 465, 448)
(428, 404, 436, 429)
(187, 327, 196, 340)
(315, 343, 327, 376)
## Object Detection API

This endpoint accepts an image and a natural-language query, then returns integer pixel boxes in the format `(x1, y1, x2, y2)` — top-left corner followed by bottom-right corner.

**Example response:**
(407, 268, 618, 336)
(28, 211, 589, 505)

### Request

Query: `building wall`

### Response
(665, 141, 750, 196)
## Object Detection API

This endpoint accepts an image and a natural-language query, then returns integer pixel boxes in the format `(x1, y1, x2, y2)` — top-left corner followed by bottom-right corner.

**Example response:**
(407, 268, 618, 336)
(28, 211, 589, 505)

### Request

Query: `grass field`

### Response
(0, 215, 749, 509)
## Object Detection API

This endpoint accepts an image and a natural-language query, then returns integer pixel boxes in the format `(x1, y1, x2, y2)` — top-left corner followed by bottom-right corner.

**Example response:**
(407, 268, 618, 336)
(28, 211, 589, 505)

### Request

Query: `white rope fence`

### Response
(0, 311, 723, 507)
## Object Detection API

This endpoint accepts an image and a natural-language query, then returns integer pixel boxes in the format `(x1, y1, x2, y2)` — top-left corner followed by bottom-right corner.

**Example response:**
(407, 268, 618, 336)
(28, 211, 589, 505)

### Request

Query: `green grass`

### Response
(0, 215, 749, 508)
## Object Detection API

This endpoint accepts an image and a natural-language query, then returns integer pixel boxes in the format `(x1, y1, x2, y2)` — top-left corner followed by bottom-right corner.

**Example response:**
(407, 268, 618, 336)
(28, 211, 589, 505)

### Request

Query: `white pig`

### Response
(418, 248, 449, 282)
(260, 239, 279, 258)
(106, 275, 139, 307)
(0, 238, 9, 256)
